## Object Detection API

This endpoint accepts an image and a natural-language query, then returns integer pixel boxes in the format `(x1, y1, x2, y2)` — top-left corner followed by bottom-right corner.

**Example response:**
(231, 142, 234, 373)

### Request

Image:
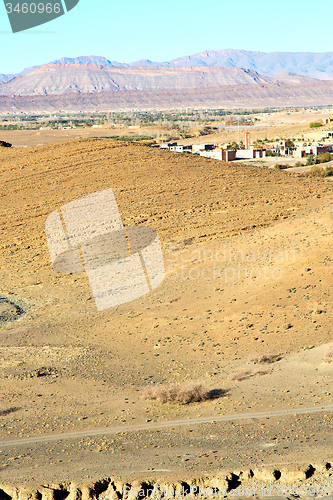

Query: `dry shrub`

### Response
(323, 345, 333, 364)
(274, 164, 290, 170)
(229, 367, 271, 381)
(229, 369, 251, 381)
(249, 353, 281, 364)
(318, 152, 333, 163)
(251, 367, 270, 377)
(142, 382, 209, 404)
(324, 165, 333, 177)
(307, 165, 333, 177)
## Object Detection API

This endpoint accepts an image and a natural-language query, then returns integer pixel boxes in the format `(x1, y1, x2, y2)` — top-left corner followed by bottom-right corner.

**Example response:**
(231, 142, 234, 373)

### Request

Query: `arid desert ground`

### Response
(1, 132, 333, 495)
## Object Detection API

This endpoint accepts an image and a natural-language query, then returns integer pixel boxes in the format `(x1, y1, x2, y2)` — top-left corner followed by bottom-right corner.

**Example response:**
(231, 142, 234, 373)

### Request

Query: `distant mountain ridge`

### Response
(50, 56, 128, 67)
(49, 50, 333, 79)
(2, 79, 333, 113)
(151, 49, 333, 79)
(0, 64, 280, 96)
(2, 49, 333, 83)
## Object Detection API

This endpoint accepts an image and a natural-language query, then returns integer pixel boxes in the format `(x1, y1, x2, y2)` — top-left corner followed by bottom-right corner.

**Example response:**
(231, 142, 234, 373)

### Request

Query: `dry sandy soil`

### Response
(0, 127, 151, 148)
(1, 138, 333, 494)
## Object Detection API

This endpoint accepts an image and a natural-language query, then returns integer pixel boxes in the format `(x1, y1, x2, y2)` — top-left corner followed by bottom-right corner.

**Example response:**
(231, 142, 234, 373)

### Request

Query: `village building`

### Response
(169, 144, 192, 152)
(235, 149, 266, 159)
(191, 144, 214, 153)
(199, 148, 236, 161)
(294, 144, 328, 158)
(160, 142, 177, 149)
(322, 118, 333, 124)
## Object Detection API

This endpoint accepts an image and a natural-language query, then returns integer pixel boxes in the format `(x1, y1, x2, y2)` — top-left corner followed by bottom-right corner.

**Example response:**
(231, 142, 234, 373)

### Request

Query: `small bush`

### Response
(307, 166, 323, 176)
(229, 367, 270, 381)
(294, 161, 305, 167)
(249, 353, 281, 364)
(142, 382, 209, 404)
(306, 154, 316, 166)
(307, 165, 333, 177)
(251, 367, 270, 377)
(309, 122, 323, 128)
(229, 369, 251, 381)
(265, 150, 279, 157)
(285, 139, 295, 148)
(323, 165, 333, 176)
(323, 345, 333, 364)
(274, 164, 290, 170)
(318, 152, 333, 163)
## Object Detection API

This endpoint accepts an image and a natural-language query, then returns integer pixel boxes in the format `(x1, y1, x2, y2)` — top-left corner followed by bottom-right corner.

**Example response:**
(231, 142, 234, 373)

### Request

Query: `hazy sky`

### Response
(1, 0, 333, 74)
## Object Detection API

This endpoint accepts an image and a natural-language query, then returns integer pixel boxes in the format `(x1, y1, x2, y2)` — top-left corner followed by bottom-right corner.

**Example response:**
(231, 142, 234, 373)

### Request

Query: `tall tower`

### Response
(245, 131, 251, 150)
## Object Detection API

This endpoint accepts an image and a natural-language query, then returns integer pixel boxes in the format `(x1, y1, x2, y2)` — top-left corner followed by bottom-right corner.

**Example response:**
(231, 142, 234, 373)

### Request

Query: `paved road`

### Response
(1, 404, 333, 448)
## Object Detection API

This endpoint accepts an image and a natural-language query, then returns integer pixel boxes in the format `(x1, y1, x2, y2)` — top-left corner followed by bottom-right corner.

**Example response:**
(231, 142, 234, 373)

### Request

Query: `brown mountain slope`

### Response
(2, 79, 333, 112)
(0, 64, 273, 96)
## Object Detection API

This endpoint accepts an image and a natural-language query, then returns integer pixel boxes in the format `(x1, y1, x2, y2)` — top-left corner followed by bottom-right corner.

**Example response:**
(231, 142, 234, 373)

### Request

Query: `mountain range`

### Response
(0, 64, 318, 97)
(2, 49, 333, 111)
(2, 49, 333, 84)
(2, 80, 333, 114)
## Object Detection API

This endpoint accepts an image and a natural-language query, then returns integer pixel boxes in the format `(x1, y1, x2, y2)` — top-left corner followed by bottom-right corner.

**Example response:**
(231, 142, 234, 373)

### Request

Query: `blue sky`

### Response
(1, 0, 333, 74)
